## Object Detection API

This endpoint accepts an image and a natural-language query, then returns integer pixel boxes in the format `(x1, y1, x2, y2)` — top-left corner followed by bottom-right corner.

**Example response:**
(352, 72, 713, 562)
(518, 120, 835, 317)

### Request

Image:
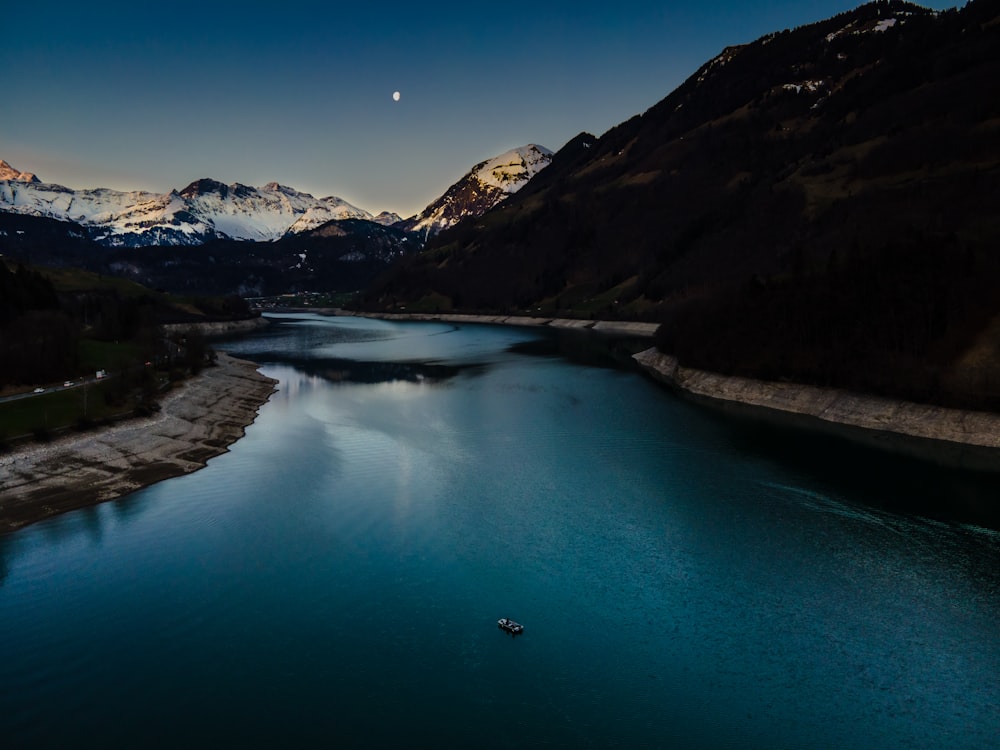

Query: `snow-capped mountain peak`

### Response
(402, 144, 553, 236)
(373, 210, 404, 226)
(0, 169, 377, 247)
(0, 159, 41, 183)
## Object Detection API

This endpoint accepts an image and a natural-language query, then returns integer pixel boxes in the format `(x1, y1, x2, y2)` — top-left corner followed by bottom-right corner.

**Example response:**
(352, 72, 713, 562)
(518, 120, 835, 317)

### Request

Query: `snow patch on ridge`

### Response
(783, 80, 826, 94)
(827, 13, 905, 42)
(472, 144, 553, 193)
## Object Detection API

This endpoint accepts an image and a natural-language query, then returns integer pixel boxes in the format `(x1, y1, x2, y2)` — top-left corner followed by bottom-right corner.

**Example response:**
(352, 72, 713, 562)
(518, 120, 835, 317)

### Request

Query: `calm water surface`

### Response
(1, 314, 998, 748)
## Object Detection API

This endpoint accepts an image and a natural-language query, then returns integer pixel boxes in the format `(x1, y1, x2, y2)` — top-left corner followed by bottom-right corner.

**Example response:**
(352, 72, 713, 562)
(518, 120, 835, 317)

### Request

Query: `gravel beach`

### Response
(0, 353, 277, 532)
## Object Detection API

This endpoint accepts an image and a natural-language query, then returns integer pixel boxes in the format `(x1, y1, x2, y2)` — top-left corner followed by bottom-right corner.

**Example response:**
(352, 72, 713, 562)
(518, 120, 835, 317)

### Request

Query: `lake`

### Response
(1, 313, 998, 748)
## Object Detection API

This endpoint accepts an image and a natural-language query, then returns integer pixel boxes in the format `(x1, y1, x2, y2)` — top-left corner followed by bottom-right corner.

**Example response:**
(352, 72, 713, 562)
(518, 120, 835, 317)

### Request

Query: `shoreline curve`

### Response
(339, 310, 1000, 470)
(633, 347, 1000, 472)
(0, 353, 277, 533)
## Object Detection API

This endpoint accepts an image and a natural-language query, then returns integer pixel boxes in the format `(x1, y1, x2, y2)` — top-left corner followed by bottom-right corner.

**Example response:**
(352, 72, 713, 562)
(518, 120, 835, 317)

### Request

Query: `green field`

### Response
(0, 382, 138, 441)
(78, 339, 142, 373)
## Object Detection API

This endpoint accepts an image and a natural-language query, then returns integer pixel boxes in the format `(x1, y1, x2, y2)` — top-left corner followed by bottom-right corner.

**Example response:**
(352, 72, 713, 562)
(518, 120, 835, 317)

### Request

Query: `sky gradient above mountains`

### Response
(3, 0, 957, 217)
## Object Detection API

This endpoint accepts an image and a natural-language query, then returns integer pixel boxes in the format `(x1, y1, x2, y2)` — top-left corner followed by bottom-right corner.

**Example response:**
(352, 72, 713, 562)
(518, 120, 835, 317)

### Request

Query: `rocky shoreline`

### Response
(634, 347, 1000, 471)
(0, 353, 277, 533)
(161, 316, 272, 337)
(336, 309, 661, 337)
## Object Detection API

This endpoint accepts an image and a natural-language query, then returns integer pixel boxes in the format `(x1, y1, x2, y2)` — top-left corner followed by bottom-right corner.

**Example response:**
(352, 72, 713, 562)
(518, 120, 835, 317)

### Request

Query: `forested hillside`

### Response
(0, 260, 251, 388)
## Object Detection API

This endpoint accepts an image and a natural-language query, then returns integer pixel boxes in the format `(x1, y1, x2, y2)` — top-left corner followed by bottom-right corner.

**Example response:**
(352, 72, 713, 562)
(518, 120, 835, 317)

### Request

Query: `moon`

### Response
(392, 91, 401, 102)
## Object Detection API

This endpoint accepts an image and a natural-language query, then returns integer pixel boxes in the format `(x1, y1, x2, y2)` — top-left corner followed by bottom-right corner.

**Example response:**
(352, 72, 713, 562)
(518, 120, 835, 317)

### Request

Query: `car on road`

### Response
(33, 387, 44, 393)
(64, 381, 73, 387)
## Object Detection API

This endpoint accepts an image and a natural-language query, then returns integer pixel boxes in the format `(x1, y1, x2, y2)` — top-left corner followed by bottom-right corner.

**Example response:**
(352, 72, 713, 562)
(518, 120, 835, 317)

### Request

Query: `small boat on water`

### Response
(498, 618, 524, 635)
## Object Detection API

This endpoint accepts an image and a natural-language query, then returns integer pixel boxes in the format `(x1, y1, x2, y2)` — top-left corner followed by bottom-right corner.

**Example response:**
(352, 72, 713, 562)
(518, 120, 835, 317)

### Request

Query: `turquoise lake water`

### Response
(1, 314, 998, 748)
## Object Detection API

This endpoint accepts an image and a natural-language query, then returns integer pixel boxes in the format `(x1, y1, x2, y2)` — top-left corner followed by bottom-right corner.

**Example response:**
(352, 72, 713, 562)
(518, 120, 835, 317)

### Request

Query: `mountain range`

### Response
(0, 143, 551, 294)
(0, 170, 399, 247)
(0, 141, 552, 249)
(357, 0, 1000, 408)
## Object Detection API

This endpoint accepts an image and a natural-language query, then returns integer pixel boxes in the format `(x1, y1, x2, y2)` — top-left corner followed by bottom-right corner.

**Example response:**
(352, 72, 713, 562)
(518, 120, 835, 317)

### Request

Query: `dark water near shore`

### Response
(1, 314, 998, 748)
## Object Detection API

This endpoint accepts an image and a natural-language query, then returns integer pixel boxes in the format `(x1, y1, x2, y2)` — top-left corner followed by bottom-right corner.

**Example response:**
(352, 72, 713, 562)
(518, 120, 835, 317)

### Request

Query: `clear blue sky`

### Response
(2, 1, 956, 218)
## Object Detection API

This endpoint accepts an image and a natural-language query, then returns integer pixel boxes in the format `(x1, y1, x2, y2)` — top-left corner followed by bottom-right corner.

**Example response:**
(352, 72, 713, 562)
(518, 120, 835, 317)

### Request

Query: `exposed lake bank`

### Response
(634, 347, 1000, 472)
(0, 353, 277, 532)
(161, 316, 272, 337)
(311, 308, 661, 338)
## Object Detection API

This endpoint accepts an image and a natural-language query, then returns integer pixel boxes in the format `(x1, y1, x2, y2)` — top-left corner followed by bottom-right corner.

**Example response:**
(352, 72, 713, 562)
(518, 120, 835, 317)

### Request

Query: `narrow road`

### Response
(0, 376, 104, 405)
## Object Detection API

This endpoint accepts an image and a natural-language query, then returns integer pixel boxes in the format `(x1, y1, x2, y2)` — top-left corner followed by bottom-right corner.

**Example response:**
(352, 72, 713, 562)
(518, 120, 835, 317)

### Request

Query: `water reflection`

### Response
(263, 355, 480, 386)
(1, 317, 998, 749)
(235, 313, 1000, 531)
(111, 491, 151, 524)
(507, 328, 651, 369)
(712, 406, 1000, 530)
(0, 539, 8, 587)
(77, 505, 105, 546)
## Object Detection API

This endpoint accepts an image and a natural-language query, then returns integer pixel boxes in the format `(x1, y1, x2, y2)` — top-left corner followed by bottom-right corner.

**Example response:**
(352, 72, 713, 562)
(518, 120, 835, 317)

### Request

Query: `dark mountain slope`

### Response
(357, 0, 1000, 408)
(101, 218, 419, 297)
(0, 212, 97, 266)
(0, 214, 420, 297)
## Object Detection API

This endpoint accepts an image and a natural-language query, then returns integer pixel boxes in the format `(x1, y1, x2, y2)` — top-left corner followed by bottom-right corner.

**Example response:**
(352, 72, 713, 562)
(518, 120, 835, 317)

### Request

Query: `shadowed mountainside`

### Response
(355, 0, 1000, 408)
(0, 212, 420, 297)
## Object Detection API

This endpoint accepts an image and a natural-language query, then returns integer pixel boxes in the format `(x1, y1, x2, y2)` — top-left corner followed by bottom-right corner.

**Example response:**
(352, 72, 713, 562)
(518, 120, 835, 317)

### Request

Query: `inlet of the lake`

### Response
(1, 314, 997, 748)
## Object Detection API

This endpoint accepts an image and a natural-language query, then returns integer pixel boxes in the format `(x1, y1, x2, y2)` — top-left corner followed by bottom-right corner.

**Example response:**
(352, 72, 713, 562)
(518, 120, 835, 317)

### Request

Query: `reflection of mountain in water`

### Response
(712, 406, 1000, 530)
(507, 329, 652, 370)
(266, 356, 481, 386)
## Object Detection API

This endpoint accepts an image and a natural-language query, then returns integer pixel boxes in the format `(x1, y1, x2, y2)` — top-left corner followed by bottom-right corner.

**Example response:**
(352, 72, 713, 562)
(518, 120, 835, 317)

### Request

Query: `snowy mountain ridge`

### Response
(0, 144, 549, 247)
(402, 144, 553, 236)
(0, 162, 394, 247)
